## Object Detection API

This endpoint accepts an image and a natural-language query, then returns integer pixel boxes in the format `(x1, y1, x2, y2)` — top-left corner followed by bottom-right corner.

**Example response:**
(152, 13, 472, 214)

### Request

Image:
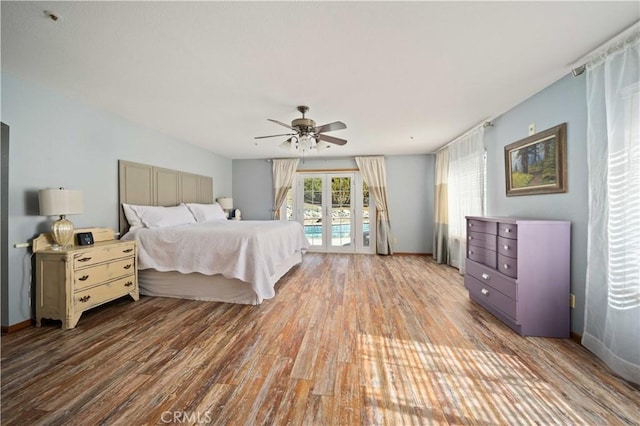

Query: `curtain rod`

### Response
(570, 21, 639, 76)
(431, 120, 494, 154)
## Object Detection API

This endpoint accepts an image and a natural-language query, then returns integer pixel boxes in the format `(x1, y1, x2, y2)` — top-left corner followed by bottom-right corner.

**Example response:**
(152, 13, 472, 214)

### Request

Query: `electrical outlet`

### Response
(528, 123, 535, 135)
(570, 293, 575, 309)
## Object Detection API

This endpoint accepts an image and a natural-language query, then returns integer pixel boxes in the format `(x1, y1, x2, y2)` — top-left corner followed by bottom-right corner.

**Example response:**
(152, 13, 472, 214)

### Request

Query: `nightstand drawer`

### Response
(74, 258, 136, 290)
(73, 243, 136, 269)
(74, 275, 136, 310)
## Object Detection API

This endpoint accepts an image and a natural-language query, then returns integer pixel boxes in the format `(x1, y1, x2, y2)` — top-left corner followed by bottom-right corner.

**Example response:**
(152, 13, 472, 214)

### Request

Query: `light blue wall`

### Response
(387, 155, 434, 253)
(485, 73, 588, 333)
(1, 73, 232, 327)
(232, 155, 434, 254)
(232, 159, 273, 220)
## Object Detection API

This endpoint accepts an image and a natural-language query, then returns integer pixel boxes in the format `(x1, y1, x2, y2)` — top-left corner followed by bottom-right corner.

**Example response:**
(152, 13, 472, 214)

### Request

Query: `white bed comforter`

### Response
(122, 220, 310, 299)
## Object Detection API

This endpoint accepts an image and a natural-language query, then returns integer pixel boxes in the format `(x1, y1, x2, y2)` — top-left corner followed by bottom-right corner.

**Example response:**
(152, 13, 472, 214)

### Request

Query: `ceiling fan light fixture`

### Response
(256, 106, 347, 156)
(299, 134, 315, 152)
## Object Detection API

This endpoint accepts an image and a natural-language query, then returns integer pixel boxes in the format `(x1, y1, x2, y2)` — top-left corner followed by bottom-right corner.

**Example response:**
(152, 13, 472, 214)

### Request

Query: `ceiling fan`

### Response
(255, 105, 347, 154)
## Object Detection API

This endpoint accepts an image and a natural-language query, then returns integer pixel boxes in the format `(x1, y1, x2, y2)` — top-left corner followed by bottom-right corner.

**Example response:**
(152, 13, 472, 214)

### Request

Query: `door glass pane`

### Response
(331, 176, 352, 247)
(362, 181, 370, 247)
(285, 188, 293, 221)
(303, 177, 323, 246)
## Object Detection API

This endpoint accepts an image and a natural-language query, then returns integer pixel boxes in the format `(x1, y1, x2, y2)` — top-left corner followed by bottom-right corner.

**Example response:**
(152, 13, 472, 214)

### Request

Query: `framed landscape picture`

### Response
(504, 123, 567, 196)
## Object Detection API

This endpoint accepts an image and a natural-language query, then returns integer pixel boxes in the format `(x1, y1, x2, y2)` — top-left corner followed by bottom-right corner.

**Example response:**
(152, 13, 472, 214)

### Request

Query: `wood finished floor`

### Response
(2, 253, 639, 425)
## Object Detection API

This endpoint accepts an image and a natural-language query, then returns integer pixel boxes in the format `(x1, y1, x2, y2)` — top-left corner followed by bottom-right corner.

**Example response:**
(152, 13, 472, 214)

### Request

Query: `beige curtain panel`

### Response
(433, 148, 449, 264)
(272, 159, 299, 219)
(355, 156, 393, 255)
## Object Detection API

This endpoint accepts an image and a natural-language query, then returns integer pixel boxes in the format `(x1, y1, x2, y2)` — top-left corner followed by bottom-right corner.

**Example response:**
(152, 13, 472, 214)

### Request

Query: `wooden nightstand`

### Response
(33, 227, 139, 329)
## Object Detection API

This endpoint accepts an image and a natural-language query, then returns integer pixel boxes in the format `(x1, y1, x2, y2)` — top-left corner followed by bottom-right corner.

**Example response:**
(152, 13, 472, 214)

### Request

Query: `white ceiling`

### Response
(2, 2, 639, 159)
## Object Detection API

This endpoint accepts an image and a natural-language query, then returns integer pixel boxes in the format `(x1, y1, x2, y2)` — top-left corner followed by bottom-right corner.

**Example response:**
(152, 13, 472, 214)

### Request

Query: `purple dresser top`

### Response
(466, 216, 570, 226)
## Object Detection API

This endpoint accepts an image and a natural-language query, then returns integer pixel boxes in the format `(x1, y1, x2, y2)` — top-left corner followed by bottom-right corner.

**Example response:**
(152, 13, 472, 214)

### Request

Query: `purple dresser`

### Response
(465, 216, 571, 338)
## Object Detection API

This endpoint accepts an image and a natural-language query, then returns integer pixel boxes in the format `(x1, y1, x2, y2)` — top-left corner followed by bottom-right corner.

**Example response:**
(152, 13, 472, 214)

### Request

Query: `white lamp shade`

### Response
(39, 189, 84, 216)
(216, 197, 233, 210)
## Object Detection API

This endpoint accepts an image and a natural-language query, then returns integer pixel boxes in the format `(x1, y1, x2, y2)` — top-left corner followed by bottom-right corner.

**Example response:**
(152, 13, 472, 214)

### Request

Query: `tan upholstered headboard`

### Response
(118, 160, 214, 236)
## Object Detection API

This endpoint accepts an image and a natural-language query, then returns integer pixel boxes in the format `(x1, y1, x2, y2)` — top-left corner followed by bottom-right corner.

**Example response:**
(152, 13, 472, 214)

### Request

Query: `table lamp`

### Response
(39, 188, 84, 249)
(216, 197, 233, 219)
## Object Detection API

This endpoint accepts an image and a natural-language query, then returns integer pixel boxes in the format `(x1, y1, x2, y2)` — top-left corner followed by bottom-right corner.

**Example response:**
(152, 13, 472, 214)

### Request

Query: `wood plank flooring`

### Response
(2, 253, 639, 425)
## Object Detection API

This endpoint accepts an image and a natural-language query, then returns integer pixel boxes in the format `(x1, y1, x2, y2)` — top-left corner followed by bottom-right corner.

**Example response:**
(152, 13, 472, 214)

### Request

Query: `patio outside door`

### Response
(295, 172, 373, 253)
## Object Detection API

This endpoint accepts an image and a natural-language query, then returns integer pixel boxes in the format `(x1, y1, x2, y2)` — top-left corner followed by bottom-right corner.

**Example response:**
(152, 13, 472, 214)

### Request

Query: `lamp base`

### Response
(51, 216, 75, 248)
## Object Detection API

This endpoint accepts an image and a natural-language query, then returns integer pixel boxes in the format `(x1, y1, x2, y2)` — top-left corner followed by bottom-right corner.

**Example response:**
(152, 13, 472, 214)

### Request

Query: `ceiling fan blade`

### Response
(267, 119, 296, 130)
(254, 133, 297, 140)
(317, 133, 347, 146)
(314, 121, 346, 133)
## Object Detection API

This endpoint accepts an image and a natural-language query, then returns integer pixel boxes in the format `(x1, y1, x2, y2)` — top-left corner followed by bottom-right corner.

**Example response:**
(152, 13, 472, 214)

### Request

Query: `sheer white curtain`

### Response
(433, 148, 450, 264)
(447, 126, 485, 274)
(583, 26, 640, 385)
(355, 156, 393, 255)
(272, 159, 299, 220)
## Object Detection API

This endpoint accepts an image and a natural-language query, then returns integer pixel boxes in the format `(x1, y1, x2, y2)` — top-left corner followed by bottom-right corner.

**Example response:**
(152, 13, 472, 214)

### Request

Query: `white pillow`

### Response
(184, 203, 228, 222)
(122, 203, 144, 231)
(130, 204, 196, 229)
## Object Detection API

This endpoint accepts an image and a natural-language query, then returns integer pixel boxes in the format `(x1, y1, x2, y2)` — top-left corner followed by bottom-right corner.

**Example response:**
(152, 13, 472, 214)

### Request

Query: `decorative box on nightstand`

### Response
(33, 227, 139, 329)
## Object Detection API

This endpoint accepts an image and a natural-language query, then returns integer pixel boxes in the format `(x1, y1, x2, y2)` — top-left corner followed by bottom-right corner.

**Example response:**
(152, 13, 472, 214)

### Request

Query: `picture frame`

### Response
(504, 122, 567, 196)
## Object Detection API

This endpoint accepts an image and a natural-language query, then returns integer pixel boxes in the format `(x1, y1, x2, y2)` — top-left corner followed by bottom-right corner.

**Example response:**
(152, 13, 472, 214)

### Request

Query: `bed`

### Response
(118, 160, 309, 304)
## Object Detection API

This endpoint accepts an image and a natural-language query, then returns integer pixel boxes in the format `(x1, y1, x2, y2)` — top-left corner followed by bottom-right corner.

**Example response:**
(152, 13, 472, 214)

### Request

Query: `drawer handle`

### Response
(503, 245, 509, 250)
(79, 295, 91, 303)
(123, 248, 134, 253)
(481, 288, 489, 296)
(468, 236, 473, 240)
(78, 275, 89, 281)
(123, 264, 132, 270)
(469, 223, 474, 227)
(124, 281, 133, 287)
(505, 228, 511, 233)
(468, 250, 473, 255)
(481, 273, 490, 280)
(77, 257, 92, 262)
(503, 264, 510, 269)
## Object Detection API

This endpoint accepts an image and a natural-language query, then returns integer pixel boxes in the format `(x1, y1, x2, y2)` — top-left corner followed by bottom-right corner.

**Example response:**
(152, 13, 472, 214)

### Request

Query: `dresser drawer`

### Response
(497, 236, 518, 258)
(74, 258, 136, 290)
(467, 246, 497, 269)
(73, 243, 136, 269)
(466, 275, 517, 319)
(498, 223, 518, 239)
(498, 254, 518, 278)
(468, 219, 497, 235)
(466, 259, 517, 299)
(468, 231, 497, 251)
(74, 275, 137, 310)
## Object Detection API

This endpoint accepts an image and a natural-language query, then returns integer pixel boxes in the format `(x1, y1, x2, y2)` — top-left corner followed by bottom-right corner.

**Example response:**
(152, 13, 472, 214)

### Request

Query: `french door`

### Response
(293, 172, 374, 253)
